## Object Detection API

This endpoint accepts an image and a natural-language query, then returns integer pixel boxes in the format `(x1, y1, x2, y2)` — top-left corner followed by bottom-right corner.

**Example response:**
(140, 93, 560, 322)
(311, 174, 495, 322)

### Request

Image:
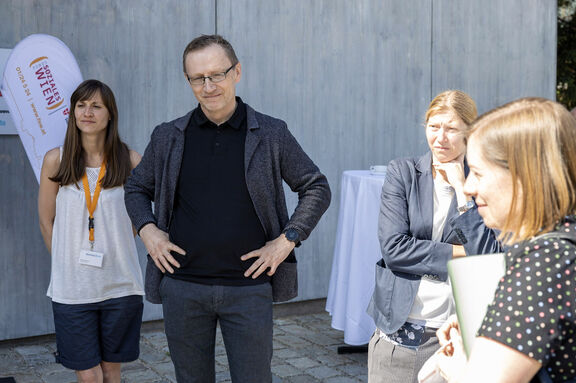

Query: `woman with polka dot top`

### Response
(435, 98, 576, 383)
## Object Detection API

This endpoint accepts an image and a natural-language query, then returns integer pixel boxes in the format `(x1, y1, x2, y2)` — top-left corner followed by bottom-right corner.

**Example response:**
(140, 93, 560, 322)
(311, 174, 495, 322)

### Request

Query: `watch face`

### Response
(285, 228, 299, 242)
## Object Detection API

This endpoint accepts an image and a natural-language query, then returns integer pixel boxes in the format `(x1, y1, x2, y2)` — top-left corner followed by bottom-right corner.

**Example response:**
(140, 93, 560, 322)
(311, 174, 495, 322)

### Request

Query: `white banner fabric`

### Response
(0, 34, 83, 182)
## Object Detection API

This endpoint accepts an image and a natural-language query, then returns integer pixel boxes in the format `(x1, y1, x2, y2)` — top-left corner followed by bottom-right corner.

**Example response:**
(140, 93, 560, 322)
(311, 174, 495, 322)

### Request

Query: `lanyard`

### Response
(81, 161, 106, 250)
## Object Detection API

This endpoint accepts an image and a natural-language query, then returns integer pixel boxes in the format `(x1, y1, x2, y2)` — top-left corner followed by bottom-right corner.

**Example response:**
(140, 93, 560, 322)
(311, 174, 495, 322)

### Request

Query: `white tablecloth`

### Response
(326, 170, 387, 345)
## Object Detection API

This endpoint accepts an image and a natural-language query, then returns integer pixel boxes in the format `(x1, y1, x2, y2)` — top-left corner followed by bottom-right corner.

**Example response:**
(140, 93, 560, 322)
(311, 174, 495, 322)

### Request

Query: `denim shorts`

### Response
(52, 295, 143, 371)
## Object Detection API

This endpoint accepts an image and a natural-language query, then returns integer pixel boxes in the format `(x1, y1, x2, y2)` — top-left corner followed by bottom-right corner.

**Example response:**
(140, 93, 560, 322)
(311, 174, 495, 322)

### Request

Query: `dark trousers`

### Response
(160, 277, 273, 383)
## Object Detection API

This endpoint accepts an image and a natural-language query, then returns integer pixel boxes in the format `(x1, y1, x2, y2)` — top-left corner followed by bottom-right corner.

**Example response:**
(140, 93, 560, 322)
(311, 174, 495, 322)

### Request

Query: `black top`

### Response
(168, 97, 269, 285)
(478, 216, 576, 382)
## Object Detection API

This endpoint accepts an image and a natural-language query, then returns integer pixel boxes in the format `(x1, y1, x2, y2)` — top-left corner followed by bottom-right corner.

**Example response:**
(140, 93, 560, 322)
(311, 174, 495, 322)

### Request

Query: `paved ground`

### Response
(0, 300, 368, 382)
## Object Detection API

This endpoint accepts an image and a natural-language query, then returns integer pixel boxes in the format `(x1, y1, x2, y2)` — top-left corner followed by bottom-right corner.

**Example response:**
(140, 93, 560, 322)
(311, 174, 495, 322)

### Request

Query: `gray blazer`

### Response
(124, 102, 331, 304)
(367, 152, 501, 334)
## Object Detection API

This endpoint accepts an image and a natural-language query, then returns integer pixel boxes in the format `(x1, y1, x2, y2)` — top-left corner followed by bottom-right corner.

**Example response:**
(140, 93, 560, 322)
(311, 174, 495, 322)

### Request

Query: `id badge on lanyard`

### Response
(79, 161, 106, 268)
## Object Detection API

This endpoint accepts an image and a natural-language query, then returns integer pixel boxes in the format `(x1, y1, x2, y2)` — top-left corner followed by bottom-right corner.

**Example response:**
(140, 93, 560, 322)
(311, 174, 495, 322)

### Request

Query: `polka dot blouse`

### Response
(478, 216, 576, 382)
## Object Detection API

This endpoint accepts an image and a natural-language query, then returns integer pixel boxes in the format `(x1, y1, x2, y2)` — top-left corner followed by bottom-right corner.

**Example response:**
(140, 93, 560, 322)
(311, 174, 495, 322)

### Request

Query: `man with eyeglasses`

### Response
(124, 34, 331, 382)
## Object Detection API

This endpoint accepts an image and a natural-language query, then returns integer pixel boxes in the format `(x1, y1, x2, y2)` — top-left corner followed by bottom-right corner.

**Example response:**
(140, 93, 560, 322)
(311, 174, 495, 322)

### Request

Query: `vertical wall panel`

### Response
(0, 0, 214, 339)
(431, 0, 557, 113)
(218, 0, 432, 300)
(0, 135, 50, 339)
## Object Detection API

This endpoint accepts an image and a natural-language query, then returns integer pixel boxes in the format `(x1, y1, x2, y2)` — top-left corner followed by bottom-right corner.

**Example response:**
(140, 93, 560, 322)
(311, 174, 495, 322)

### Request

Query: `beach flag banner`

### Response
(0, 49, 17, 135)
(0, 34, 83, 182)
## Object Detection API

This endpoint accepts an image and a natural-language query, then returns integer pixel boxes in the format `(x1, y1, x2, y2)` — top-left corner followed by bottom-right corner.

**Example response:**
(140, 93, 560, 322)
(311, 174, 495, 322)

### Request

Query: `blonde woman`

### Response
(367, 90, 500, 383)
(437, 97, 576, 382)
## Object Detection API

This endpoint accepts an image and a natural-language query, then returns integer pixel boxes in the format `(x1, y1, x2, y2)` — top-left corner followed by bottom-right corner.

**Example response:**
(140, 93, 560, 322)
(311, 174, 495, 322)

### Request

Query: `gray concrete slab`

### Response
(0, 307, 366, 382)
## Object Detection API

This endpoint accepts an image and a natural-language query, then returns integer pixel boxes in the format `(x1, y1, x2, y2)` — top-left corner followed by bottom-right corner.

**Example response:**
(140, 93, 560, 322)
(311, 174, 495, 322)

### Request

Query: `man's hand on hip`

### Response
(241, 234, 296, 279)
(140, 223, 185, 273)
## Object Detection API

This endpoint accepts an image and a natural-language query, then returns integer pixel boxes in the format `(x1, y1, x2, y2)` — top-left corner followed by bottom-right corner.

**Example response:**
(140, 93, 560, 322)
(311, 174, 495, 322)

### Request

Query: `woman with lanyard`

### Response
(38, 79, 144, 383)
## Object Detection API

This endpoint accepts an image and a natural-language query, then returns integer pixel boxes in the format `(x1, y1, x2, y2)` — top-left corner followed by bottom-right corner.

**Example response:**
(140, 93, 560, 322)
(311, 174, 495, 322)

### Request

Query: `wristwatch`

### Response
(283, 228, 300, 244)
(458, 200, 475, 213)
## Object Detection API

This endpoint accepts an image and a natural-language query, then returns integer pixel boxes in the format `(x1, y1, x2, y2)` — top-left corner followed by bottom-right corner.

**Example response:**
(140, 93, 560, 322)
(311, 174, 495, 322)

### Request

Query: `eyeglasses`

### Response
(186, 63, 237, 86)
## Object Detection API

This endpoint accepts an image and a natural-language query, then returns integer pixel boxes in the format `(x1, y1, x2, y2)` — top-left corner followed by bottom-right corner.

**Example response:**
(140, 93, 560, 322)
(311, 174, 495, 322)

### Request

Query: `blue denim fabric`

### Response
(160, 277, 273, 383)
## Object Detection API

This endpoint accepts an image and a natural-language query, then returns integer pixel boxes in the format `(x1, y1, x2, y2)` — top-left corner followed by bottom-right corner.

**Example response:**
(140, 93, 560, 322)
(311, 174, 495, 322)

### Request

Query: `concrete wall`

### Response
(0, 0, 556, 340)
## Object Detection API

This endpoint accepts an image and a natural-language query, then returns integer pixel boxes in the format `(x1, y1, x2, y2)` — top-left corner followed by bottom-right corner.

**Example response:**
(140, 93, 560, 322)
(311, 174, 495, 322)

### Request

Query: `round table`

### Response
(326, 169, 387, 345)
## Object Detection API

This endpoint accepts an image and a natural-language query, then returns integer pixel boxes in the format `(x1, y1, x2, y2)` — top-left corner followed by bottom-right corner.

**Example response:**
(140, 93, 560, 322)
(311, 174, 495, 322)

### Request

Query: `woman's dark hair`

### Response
(50, 79, 131, 188)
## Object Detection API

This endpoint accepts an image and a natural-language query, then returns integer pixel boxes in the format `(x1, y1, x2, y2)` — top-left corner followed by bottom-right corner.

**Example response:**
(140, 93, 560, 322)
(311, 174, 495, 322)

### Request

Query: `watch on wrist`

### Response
(283, 228, 300, 244)
(458, 200, 475, 213)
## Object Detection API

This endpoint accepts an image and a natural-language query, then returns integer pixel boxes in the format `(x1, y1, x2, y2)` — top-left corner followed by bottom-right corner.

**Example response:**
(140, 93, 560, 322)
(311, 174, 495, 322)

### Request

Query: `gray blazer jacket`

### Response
(124, 102, 331, 304)
(367, 152, 501, 334)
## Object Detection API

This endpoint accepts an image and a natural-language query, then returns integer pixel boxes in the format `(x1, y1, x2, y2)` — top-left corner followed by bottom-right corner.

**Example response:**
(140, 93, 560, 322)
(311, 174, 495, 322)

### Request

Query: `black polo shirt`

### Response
(168, 98, 269, 285)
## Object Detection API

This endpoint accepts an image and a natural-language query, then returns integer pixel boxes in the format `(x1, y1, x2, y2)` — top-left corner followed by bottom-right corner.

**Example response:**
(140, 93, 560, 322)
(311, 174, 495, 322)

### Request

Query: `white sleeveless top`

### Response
(47, 152, 144, 304)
